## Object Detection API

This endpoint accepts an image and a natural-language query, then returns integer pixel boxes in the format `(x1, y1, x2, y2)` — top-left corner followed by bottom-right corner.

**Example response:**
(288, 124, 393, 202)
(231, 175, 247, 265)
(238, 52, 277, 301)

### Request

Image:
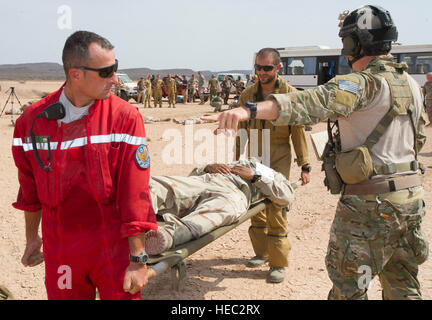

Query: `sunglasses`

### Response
(74, 59, 118, 78)
(254, 64, 277, 72)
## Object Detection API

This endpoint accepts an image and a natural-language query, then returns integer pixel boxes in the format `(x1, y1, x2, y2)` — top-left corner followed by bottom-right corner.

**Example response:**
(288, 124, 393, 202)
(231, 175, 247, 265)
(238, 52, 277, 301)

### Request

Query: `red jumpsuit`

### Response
(12, 85, 157, 300)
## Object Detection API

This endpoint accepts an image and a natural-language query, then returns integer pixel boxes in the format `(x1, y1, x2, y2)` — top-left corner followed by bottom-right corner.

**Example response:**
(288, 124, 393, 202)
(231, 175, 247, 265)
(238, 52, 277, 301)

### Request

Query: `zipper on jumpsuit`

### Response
(84, 114, 118, 297)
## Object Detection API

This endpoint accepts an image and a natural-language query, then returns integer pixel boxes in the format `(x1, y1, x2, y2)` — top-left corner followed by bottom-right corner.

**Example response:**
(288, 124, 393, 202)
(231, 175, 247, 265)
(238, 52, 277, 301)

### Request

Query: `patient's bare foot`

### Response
(145, 228, 173, 255)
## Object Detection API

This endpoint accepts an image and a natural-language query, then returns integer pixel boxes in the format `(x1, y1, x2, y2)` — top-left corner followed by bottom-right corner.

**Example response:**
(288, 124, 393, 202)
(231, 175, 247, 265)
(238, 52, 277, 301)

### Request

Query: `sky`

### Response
(0, 0, 431, 71)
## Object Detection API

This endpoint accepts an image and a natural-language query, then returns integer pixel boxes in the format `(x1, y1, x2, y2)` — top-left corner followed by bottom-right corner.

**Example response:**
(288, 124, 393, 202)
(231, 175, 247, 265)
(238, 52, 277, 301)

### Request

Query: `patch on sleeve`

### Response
(338, 80, 359, 95)
(135, 144, 150, 169)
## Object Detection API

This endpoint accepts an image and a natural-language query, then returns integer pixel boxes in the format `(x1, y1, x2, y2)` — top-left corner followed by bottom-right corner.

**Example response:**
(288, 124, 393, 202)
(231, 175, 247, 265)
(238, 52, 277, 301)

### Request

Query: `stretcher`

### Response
(146, 201, 267, 291)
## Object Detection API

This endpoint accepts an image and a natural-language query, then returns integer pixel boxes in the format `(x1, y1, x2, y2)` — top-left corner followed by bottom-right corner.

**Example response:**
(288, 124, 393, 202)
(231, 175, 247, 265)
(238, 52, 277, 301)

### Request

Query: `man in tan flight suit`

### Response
(145, 158, 296, 256)
(144, 75, 152, 108)
(165, 74, 177, 108)
(152, 74, 164, 108)
(220, 48, 311, 283)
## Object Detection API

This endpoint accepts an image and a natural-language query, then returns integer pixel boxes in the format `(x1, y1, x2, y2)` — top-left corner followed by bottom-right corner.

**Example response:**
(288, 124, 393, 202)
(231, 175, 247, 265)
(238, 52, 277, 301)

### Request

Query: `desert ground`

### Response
(0, 80, 431, 300)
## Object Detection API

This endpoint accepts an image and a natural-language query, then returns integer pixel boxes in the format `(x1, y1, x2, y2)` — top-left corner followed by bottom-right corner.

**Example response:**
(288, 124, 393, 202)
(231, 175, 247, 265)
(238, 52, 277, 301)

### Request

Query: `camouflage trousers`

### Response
(326, 186, 428, 300)
(182, 89, 188, 103)
(425, 99, 432, 124)
(210, 89, 218, 103)
(153, 174, 249, 247)
(153, 93, 162, 107)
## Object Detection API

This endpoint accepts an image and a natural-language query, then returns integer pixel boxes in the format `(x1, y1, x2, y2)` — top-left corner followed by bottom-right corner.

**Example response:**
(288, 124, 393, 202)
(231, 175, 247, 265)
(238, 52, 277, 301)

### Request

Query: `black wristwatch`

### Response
(301, 165, 312, 173)
(129, 251, 149, 265)
(245, 101, 257, 120)
(251, 173, 262, 183)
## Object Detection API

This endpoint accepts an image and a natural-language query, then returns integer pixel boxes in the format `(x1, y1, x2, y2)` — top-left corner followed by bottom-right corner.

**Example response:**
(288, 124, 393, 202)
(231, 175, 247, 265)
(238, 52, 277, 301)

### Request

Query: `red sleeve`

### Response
(116, 107, 157, 238)
(12, 114, 42, 212)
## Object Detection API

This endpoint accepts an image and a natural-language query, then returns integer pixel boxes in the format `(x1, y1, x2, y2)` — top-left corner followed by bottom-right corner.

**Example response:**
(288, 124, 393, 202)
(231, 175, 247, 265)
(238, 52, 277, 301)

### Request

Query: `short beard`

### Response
(259, 73, 276, 85)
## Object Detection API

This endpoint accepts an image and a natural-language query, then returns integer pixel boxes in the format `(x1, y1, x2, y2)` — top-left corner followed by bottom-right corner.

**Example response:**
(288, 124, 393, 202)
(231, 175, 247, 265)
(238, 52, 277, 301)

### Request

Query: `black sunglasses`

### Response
(254, 64, 277, 72)
(75, 59, 118, 78)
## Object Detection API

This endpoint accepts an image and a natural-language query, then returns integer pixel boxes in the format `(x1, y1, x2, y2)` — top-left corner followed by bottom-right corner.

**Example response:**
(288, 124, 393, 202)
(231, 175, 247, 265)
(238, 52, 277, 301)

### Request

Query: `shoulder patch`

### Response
(338, 80, 359, 95)
(135, 144, 150, 169)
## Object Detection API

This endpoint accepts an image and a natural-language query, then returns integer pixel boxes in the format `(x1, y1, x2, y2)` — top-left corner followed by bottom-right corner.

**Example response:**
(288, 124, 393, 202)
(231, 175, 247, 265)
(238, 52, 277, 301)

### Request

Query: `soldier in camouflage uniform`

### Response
(198, 71, 206, 105)
(145, 158, 295, 255)
(188, 74, 197, 103)
(221, 75, 232, 105)
(165, 74, 177, 108)
(209, 74, 219, 103)
(152, 74, 164, 108)
(423, 72, 432, 126)
(203, 5, 428, 300)
(144, 75, 152, 108)
(235, 76, 245, 96)
(137, 77, 145, 104)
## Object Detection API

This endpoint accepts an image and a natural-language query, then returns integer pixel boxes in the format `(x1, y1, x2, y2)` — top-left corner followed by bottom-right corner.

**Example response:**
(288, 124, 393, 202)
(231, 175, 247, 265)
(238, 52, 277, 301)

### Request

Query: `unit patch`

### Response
(338, 80, 359, 95)
(135, 144, 150, 169)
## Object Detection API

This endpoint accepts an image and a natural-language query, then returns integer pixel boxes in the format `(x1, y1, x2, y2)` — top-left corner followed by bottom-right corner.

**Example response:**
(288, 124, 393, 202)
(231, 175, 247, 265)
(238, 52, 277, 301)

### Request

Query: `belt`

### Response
(343, 175, 422, 195)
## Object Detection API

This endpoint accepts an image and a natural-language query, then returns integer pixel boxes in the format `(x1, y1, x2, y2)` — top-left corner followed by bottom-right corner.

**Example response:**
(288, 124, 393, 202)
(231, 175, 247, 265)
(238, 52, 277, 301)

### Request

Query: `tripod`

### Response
(1, 87, 23, 125)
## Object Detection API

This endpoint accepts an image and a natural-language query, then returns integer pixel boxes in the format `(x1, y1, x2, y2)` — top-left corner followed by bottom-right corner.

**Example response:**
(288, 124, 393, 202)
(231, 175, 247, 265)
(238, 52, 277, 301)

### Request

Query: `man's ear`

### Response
(69, 69, 82, 81)
(276, 63, 282, 72)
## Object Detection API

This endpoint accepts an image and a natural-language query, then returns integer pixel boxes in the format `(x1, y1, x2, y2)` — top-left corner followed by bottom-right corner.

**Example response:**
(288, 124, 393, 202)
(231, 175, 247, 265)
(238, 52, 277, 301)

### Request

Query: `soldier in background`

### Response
(165, 74, 177, 108)
(220, 75, 232, 105)
(208, 74, 219, 103)
(245, 74, 253, 88)
(152, 74, 163, 108)
(137, 77, 145, 104)
(145, 158, 295, 256)
(144, 75, 152, 108)
(203, 5, 428, 300)
(188, 74, 198, 103)
(235, 76, 245, 96)
(198, 71, 206, 105)
(181, 75, 188, 104)
(114, 76, 124, 97)
(423, 72, 432, 126)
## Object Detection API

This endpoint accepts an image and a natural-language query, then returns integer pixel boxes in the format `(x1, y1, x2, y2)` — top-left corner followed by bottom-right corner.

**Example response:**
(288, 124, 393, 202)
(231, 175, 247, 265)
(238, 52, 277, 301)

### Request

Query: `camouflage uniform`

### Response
(152, 79, 164, 108)
(270, 55, 428, 300)
(235, 79, 245, 95)
(137, 78, 145, 104)
(198, 74, 206, 103)
(209, 76, 219, 103)
(188, 77, 197, 102)
(149, 159, 294, 248)
(423, 81, 432, 124)
(165, 78, 177, 108)
(237, 76, 310, 268)
(221, 79, 232, 105)
(144, 79, 152, 108)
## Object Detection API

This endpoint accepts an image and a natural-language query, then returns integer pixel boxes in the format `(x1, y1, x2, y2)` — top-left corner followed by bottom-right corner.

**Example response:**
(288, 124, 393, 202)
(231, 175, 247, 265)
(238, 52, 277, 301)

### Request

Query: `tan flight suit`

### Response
(153, 79, 164, 108)
(165, 78, 177, 107)
(423, 81, 432, 124)
(209, 77, 219, 103)
(144, 79, 152, 108)
(237, 76, 310, 268)
(149, 159, 295, 248)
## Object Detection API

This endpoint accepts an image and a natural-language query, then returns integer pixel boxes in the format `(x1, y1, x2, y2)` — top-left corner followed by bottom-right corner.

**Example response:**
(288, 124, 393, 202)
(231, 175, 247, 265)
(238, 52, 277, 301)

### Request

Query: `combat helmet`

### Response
(339, 5, 398, 65)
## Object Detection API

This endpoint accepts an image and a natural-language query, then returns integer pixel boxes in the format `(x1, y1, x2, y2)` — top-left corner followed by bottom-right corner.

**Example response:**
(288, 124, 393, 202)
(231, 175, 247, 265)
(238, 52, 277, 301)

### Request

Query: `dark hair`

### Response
(62, 30, 114, 77)
(256, 48, 281, 66)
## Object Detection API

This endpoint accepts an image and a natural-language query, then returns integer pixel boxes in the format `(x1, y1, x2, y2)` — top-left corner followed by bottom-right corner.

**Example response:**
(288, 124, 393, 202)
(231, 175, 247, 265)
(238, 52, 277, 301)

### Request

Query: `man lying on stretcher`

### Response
(146, 158, 296, 255)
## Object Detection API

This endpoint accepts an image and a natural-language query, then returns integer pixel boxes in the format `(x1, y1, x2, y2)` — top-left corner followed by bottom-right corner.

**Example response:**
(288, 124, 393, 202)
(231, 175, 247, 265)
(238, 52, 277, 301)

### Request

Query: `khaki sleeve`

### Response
(270, 73, 381, 126)
(253, 171, 294, 208)
(290, 125, 310, 167)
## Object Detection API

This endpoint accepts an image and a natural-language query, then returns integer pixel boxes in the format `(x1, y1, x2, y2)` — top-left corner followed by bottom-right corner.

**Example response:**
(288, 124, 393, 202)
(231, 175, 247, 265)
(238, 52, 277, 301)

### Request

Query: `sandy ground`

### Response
(0, 80, 431, 300)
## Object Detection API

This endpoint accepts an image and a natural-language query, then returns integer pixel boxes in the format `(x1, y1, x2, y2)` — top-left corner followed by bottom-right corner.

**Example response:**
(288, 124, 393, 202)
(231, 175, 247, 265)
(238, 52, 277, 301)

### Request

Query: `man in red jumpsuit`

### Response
(12, 31, 157, 300)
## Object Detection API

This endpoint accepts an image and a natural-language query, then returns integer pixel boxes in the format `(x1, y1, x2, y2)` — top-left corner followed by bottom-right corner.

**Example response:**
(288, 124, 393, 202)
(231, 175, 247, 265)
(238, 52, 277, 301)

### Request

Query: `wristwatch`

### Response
(301, 165, 312, 173)
(129, 251, 149, 265)
(251, 173, 262, 183)
(245, 101, 257, 120)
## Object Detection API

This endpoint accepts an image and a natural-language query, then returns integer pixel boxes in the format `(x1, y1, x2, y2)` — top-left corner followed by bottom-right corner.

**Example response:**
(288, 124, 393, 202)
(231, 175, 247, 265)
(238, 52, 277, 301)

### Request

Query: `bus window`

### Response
(338, 56, 351, 75)
(399, 53, 432, 74)
(287, 57, 316, 75)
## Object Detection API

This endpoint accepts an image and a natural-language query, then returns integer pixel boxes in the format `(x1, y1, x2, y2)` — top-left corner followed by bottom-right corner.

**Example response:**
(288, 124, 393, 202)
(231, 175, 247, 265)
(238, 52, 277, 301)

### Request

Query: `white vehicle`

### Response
(256, 44, 432, 90)
(116, 72, 138, 101)
(216, 73, 248, 92)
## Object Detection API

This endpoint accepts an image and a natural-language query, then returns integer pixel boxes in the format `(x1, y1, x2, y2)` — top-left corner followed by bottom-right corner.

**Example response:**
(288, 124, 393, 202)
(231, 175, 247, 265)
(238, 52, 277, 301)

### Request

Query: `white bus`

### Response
(271, 44, 432, 89)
